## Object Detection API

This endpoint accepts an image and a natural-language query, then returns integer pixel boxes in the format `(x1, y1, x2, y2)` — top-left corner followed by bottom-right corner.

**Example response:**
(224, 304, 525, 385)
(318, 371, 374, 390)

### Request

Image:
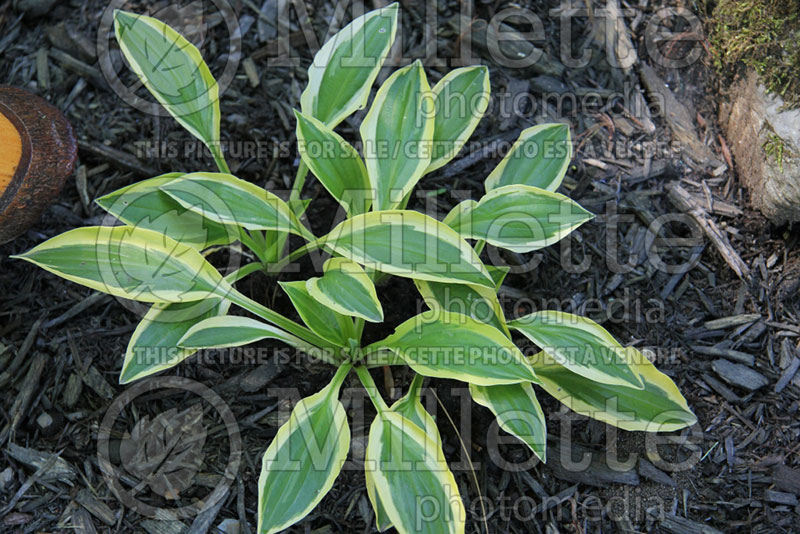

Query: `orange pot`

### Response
(0, 86, 77, 244)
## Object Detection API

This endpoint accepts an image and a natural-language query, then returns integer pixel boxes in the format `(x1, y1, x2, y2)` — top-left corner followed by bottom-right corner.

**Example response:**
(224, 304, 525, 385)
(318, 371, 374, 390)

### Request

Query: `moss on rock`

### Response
(706, 0, 800, 106)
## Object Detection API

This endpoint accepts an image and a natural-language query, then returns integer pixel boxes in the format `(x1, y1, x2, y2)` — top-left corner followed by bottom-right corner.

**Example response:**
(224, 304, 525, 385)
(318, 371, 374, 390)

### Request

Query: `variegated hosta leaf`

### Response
(484, 123, 572, 192)
(360, 60, 435, 210)
(414, 279, 510, 337)
(487, 265, 510, 289)
(114, 11, 225, 166)
(509, 311, 644, 389)
(469, 383, 546, 461)
(279, 281, 355, 346)
(178, 316, 317, 355)
(531, 350, 697, 432)
(159, 172, 311, 238)
(258, 366, 351, 534)
(366, 311, 537, 385)
(120, 298, 230, 384)
(323, 210, 494, 288)
(445, 185, 593, 253)
(294, 110, 372, 216)
(366, 375, 440, 532)
(366, 410, 464, 534)
(427, 66, 490, 173)
(96, 173, 237, 250)
(301, 3, 399, 127)
(391, 374, 441, 445)
(13, 226, 232, 303)
(306, 257, 383, 322)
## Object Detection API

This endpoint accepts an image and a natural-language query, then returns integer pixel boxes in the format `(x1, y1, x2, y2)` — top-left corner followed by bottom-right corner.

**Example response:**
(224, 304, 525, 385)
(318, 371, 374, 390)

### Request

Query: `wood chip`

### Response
(704, 314, 761, 331)
(712, 359, 769, 391)
(657, 514, 724, 534)
(140, 520, 187, 534)
(48, 48, 106, 88)
(62, 372, 83, 408)
(638, 458, 677, 487)
(764, 489, 798, 506)
(773, 464, 800, 495)
(775, 356, 800, 393)
(459, 18, 564, 77)
(81, 364, 115, 400)
(71, 508, 98, 534)
(75, 488, 115, 526)
(36, 47, 49, 90)
(547, 442, 639, 487)
(0, 353, 47, 445)
(640, 64, 723, 169)
(43, 293, 111, 329)
(75, 164, 90, 214)
(6, 443, 76, 484)
(78, 140, 157, 176)
(691, 345, 755, 365)
(242, 57, 260, 88)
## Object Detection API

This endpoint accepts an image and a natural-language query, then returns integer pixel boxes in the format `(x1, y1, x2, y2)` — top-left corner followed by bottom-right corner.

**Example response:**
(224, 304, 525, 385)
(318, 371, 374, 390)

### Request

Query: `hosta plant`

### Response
(14, 5, 696, 534)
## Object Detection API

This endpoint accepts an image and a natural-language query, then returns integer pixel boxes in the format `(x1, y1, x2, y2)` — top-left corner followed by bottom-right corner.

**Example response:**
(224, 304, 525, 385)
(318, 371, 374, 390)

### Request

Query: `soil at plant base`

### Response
(1, 1, 799, 533)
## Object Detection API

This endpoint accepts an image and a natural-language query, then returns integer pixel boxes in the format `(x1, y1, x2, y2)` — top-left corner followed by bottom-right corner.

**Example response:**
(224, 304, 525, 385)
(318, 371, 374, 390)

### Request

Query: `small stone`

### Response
(0, 467, 14, 491)
(216, 519, 240, 534)
(712, 359, 769, 391)
(12, 0, 57, 17)
(36, 411, 53, 430)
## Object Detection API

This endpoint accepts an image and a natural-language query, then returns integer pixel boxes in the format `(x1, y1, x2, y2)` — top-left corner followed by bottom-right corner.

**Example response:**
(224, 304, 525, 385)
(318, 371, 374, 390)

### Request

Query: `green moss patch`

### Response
(706, 0, 800, 106)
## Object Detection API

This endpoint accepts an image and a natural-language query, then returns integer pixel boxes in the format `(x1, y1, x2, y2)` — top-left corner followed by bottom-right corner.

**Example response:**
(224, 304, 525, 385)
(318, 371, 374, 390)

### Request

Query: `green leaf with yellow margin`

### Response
(360, 60, 435, 210)
(366, 410, 464, 534)
(531, 350, 697, 432)
(306, 257, 383, 322)
(279, 281, 355, 346)
(160, 173, 311, 239)
(114, 10, 226, 167)
(366, 311, 537, 385)
(295, 110, 372, 216)
(178, 315, 318, 354)
(119, 298, 230, 384)
(301, 4, 398, 127)
(426, 66, 490, 173)
(445, 185, 593, 253)
(13, 226, 231, 303)
(414, 279, 510, 337)
(323, 210, 494, 288)
(258, 365, 351, 534)
(509, 311, 644, 389)
(484, 123, 572, 192)
(469, 382, 546, 461)
(365, 374, 441, 532)
(96, 173, 236, 250)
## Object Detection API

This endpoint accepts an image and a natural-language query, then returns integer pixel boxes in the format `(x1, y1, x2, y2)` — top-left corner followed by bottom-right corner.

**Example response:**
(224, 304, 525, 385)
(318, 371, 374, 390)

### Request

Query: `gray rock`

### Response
(721, 72, 800, 224)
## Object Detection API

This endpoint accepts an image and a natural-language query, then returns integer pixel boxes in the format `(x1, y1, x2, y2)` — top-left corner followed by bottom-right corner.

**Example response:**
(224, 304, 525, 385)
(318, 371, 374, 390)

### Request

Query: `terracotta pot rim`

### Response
(0, 97, 33, 213)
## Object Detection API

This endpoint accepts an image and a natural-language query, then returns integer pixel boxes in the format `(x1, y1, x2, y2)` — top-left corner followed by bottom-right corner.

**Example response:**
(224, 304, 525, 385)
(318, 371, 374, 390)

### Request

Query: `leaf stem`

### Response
(407, 372, 425, 400)
(328, 363, 352, 397)
(224, 261, 265, 284)
(225, 287, 343, 358)
(356, 366, 388, 412)
(473, 239, 486, 255)
(288, 160, 309, 203)
(240, 231, 268, 264)
(210, 143, 231, 174)
(267, 238, 326, 273)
